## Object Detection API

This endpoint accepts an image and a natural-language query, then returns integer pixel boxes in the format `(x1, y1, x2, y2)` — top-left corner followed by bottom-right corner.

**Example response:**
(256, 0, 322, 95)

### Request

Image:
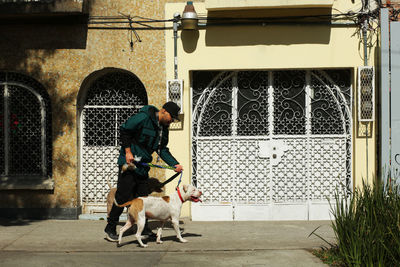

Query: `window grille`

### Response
(0, 72, 52, 178)
(166, 79, 183, 114)
(83, 71, 148, 147)
(358, 66, 375, 122)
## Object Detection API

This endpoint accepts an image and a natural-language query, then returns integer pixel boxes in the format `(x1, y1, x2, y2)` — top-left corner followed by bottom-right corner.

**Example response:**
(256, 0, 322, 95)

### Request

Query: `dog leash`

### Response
(136, 161, 183, 188)
(161, 171, 181, 187)
(176, 171, 183, 188)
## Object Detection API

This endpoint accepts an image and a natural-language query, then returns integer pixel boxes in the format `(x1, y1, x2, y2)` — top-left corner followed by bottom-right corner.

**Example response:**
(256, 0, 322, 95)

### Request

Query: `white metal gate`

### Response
(191, 70, 352, 221)
(80, 72, 147, 214)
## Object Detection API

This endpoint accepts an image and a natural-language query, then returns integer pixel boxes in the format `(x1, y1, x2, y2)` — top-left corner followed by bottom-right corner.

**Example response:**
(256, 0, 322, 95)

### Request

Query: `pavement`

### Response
(0, 217, 335, 267)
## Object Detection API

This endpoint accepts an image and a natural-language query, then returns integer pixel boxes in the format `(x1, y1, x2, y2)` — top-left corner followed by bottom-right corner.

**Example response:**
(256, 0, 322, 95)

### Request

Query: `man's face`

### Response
(159, 109, 173, 126)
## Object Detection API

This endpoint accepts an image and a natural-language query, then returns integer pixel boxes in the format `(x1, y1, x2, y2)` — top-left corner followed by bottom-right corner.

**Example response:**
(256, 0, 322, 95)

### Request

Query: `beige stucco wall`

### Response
(165, 1, 378, 217)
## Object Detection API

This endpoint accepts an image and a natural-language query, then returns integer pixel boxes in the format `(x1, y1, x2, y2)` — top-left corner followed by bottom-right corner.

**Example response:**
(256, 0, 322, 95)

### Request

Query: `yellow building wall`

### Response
(165, 1, 378, 217)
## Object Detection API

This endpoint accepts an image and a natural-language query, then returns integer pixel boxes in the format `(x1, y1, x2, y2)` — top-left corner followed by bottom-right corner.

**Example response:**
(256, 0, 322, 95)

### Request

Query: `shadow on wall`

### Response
(205, 24, 331, 46)
(0, 5, 92, 211)
(0, 23, 88, 49)
(204, 9, 333, 46)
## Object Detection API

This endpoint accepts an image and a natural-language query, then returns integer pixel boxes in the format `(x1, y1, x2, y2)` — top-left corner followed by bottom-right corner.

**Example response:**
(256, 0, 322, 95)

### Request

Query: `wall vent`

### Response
(358, 66, 375, 122)
(166, 79, 183, 114)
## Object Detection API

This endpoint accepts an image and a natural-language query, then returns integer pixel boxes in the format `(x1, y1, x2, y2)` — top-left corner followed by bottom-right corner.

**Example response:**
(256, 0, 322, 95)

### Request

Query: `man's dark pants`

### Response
(108, 166, 149, 226)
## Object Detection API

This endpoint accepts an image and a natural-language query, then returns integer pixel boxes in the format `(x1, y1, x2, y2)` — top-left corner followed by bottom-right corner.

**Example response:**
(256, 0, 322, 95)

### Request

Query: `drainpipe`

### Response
(173, 13, 180, 80)
(362, 3, 369, 182)
(363, 17, 368, 66)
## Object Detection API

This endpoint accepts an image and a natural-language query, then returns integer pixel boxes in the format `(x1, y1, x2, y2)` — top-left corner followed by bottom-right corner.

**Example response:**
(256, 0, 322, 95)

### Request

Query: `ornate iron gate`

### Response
(191, 70, 352, 221)
(80, 72, 147, 214)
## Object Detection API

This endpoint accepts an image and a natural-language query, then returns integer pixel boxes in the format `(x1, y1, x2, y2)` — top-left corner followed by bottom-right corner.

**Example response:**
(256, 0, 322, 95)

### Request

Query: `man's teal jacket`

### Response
(117, 105, 179, 176)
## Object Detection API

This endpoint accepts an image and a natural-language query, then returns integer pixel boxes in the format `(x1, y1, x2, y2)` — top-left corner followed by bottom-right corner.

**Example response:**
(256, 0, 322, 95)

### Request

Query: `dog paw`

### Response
(116, 243, 123, 248)
(180, 238, 188, 243)
(141, 244, 148, 248)
(156, 240, 163, 244)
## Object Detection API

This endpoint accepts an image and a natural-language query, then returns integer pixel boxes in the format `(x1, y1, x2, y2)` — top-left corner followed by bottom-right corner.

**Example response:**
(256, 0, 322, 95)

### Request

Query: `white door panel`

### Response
(234, 205, 270, 221)
(191, 203, 233, 221)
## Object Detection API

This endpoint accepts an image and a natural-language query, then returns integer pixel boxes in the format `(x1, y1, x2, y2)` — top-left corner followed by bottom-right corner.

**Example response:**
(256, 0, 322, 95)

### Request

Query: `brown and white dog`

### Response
(115, 184, 202, 248)
(106, 177, 165, 217)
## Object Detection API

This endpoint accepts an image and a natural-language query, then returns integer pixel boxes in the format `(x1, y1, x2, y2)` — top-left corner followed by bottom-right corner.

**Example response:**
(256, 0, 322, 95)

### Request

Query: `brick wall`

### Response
(0, 0, 193, 216)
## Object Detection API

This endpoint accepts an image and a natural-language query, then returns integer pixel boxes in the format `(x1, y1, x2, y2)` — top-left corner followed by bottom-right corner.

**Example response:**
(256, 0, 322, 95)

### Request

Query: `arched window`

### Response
(0, 72, 52, 185)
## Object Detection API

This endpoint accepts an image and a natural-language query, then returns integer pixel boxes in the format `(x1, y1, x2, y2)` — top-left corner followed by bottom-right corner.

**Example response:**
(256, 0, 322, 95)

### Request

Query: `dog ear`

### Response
(183, 184, 188, 192)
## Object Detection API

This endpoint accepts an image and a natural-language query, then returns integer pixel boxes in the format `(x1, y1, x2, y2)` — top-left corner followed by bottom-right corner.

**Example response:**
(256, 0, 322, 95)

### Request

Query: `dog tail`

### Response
(106, 176, 113, 189)
(114, 198, 134, 208)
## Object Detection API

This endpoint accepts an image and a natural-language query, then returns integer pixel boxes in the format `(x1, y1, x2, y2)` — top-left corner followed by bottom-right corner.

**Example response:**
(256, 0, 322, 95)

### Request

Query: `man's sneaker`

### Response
(104, 224, 118, 242)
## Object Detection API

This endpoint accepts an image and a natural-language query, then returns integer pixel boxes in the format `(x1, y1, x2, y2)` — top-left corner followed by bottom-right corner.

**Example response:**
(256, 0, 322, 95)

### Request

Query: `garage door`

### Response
(191, 70, 352, 220)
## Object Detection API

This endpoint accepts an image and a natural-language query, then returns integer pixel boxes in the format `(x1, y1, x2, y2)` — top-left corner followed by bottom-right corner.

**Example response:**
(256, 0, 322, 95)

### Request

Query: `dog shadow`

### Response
(117, 220, 184, 235)
(116, 221, 202, 247)
(117, 232, 202, 248)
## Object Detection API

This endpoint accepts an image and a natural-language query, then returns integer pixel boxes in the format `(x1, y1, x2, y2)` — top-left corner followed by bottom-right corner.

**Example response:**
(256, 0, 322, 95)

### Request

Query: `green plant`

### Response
(312, 179, 400, 266)
(312, 246, 345, 267)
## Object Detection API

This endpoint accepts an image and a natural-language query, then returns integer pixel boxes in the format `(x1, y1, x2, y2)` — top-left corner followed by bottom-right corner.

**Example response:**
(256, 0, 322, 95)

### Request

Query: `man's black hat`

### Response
(163, 101, 180, 120)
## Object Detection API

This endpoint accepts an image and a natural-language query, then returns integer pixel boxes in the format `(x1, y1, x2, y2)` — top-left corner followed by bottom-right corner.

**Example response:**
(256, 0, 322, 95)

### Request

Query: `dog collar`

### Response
(176, 187, 185, 203)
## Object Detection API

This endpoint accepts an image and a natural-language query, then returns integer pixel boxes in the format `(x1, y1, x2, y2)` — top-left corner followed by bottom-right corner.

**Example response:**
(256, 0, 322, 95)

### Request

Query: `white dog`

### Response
(115, 184, 202, 248)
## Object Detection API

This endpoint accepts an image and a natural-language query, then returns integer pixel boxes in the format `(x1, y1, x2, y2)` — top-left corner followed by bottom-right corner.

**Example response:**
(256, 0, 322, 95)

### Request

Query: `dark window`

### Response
(0, 72, 52, 178)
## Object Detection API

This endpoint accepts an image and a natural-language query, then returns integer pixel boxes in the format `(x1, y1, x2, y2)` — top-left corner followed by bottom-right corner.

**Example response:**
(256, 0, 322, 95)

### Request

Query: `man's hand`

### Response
(125, 148, 134, 164)
(174, 164, 183, 173)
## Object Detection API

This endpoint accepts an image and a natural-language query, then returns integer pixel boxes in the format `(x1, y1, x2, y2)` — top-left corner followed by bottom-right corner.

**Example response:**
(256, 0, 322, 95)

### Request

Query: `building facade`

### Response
(165, 0, 379, 220)
(0, 0, 382, 220)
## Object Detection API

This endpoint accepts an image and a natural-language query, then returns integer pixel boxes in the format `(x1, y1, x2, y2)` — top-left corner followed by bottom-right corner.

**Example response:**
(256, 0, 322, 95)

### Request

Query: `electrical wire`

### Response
(86, 8, 382, 30)
(198, 12, 360, 22)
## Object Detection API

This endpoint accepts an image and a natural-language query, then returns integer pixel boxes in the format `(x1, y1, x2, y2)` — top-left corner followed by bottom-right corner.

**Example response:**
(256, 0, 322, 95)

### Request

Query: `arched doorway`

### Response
(79, 69, 147, 214)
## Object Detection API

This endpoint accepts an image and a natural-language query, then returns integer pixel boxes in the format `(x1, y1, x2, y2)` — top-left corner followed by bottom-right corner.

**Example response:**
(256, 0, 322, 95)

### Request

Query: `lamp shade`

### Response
(182, 1, 198, 30)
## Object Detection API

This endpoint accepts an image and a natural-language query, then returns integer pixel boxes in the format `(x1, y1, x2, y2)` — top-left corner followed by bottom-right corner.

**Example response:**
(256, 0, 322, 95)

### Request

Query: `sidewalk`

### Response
(0, 218, 334, 266)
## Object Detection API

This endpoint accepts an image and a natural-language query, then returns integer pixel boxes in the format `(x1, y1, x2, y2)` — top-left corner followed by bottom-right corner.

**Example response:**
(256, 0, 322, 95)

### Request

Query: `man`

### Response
(105, 101, 183, 242)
